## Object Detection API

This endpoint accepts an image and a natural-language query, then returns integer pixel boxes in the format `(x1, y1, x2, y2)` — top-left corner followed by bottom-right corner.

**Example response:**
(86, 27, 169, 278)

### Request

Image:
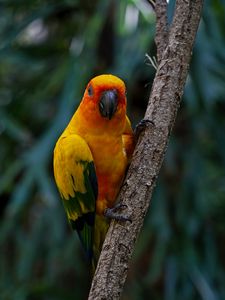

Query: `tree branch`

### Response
(88, 1, 204, 299)
(155, 0, 168, 62)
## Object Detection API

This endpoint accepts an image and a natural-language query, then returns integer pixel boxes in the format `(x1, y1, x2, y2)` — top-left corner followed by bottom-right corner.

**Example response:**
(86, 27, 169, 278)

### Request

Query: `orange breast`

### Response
(85, 133, 128, 215)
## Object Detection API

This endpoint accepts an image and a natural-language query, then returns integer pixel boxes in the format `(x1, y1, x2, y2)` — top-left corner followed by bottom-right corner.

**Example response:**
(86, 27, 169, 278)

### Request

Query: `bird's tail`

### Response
(91, 215, 110, 275)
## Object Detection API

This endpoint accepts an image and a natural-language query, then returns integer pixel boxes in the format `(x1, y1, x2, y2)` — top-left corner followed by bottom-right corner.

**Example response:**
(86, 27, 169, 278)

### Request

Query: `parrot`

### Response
(53, 74, 134, 270)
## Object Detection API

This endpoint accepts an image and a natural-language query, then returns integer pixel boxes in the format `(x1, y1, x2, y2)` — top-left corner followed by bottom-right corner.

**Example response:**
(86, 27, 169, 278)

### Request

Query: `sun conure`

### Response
(53, 74, 134, 269)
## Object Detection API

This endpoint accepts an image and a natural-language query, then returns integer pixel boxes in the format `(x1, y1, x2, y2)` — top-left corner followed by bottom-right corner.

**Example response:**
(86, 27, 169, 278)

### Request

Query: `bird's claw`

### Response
(104, 203, 132, 223)
(134, 119, 154, 142)
(112, 202, 128, 211)
(138, 119, 154, 127)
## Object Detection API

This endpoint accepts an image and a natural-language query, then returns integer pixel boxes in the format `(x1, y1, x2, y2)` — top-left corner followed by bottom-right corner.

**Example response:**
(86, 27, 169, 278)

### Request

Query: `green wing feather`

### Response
(53, 134, 98, 259)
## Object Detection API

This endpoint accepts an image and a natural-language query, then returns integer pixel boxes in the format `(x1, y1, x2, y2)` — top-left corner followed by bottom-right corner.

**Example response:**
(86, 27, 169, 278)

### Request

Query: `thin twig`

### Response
(145, 53, 158, 70)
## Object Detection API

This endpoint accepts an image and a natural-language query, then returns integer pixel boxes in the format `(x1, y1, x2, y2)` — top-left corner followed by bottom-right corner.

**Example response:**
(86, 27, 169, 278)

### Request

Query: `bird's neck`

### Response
(67, 104, 126, 137)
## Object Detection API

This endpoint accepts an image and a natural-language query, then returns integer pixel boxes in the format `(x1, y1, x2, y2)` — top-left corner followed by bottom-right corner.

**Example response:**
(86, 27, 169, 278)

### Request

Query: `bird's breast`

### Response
(86, 134, 127, 174)
(86, 134, 128, 214)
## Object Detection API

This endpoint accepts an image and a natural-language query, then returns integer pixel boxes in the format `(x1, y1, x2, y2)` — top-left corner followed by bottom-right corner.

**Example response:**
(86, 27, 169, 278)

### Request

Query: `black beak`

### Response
(99, 90, 118, 120)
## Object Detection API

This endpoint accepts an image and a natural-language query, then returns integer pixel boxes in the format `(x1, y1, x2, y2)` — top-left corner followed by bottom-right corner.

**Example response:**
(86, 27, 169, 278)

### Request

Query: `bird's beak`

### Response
(99, 90, 118, 120)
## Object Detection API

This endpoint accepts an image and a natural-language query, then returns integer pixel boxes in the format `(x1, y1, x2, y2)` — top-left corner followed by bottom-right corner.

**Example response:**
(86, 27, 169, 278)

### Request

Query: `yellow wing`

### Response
(53, 133, 98, 258)
(122, 115, 134, 161)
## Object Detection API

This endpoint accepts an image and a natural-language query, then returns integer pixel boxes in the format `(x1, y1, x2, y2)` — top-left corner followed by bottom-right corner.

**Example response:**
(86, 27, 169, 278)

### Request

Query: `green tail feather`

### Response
(70, 212, 95, 260)
(91, 215, 110, 273)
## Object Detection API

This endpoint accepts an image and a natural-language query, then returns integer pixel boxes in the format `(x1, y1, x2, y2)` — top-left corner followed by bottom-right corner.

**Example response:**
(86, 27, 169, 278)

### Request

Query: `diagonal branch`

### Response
(155, 0, 169, 62)
(88, 1, 204, 299)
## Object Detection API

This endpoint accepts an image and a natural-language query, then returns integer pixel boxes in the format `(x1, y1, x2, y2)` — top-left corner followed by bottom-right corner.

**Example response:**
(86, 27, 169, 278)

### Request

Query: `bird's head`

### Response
(81, 74, 127, 122)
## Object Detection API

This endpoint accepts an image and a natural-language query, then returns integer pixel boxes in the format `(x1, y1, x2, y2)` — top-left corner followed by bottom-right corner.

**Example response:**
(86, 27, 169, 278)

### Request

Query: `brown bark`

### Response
(88, 1, 204, 299)
(155, 0, 168, 62)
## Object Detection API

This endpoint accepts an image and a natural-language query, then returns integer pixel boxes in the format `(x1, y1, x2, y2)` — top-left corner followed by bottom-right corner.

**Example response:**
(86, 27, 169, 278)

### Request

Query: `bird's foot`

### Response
(104, 203, 132, 223)
(134, 119, 154, 143)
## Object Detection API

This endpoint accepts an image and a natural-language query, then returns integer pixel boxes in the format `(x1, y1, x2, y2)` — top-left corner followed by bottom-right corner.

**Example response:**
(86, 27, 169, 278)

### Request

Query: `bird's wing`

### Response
(53, 134, 98, 259)
(122, 115, 134, 161)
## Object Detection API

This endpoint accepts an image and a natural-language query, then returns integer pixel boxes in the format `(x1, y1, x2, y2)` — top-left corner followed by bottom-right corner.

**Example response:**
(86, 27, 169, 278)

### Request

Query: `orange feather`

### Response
(53, 74, 134, 268)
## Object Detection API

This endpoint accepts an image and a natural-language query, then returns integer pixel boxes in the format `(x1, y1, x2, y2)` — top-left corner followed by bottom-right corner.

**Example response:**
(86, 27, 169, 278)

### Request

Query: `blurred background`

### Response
(0, 0, 225, 299)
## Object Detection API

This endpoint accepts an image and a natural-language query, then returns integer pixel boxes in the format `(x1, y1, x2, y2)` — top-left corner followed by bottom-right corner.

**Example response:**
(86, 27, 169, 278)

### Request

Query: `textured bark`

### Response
(155, 0, 168, 62)
(88, 1, 204, 299)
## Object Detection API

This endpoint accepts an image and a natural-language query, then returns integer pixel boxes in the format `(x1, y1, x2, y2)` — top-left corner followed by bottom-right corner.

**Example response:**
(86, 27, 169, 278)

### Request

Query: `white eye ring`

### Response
(88, 85, 93, 96)
(99, 102, 104, 110)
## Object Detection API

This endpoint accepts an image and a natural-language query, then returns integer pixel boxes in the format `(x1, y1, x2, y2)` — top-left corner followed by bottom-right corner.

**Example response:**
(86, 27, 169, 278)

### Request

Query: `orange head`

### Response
(80, 74, 127, 123)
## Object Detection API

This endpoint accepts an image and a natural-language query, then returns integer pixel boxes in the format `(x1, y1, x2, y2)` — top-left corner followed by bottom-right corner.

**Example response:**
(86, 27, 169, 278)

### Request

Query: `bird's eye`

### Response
(88, 85, 93, 96)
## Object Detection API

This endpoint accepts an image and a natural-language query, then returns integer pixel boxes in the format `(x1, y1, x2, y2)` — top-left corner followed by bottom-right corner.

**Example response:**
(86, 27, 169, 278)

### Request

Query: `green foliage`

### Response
(0, 0, 224, 299)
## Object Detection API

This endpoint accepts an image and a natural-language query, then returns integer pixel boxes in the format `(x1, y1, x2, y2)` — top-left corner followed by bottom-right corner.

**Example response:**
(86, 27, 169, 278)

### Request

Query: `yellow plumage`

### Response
(53, 74, 134, 268)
